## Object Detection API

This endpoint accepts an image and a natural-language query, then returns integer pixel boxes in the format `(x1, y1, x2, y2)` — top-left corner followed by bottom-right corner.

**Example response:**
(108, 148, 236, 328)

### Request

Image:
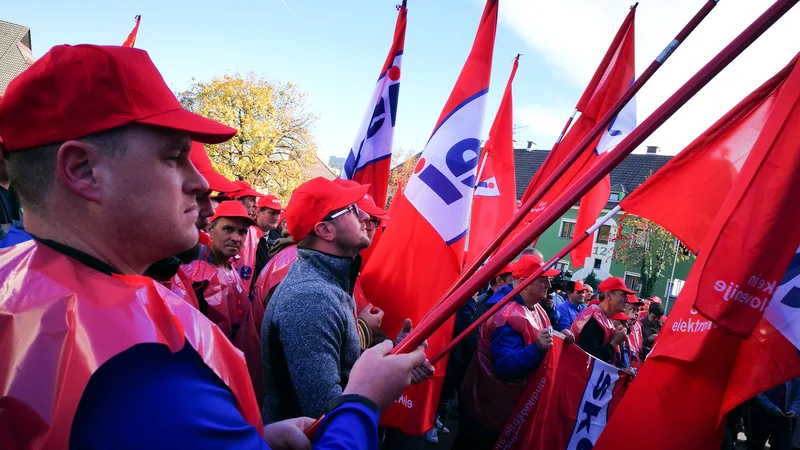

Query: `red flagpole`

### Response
(394, 0, 799, 356)
(430, 0, 718, 315)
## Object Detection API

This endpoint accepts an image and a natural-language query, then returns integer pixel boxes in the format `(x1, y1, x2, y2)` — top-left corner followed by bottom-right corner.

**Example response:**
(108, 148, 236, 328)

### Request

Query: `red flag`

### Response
(341, 4, 407, 210)
(465, 56, 518, 267)
(122, 15, 141, 48)
(359, 0, 498, 435)
(594, 54, 800, 449)
(495, 338, 631, 450)
(620, 56, 796, 254)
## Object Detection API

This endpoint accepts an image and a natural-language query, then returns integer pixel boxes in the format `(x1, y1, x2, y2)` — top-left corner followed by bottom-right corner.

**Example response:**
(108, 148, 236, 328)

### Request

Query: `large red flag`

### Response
(122, 15, 141, 48)
(465, 56, 518, 268)
(341, 4, 407, 210)
(359, 0, 498, 435)
(594, 54, 800, 450)
(620, 56, 796, 254)
(495, 338, 631, 450)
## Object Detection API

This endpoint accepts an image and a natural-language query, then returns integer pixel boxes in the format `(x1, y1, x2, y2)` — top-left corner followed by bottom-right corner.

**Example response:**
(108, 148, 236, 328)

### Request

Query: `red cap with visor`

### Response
(285, 177, 369, 241)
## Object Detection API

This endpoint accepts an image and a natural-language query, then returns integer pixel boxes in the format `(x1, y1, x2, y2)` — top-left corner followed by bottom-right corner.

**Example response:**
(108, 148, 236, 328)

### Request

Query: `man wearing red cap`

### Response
(0, 44, 428, 450)
(190, 142, 240, 240)
(456, 254, 574, 449)
(252, 194, 286, 288)
(231, 180, 264, 295)
(570, 276, 632, 366)
(640, 300, 664, 357)
(624, 294, 645, 370)
(260, 177, 433, 425)
(554, 280, 591, 331)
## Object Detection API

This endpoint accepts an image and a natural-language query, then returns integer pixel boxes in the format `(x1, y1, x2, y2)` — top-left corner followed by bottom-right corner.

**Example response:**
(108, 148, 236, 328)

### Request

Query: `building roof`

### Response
(302, 155, 337, 180)
(0, 20, 33, 98)
(514, 149, 673, 207)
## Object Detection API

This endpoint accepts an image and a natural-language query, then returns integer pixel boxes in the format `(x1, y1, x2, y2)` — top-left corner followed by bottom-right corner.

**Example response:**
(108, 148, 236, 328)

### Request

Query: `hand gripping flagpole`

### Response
(393, 0, 799, 357)
(430, 205, 621, 364)
(427, 0, 719, 317)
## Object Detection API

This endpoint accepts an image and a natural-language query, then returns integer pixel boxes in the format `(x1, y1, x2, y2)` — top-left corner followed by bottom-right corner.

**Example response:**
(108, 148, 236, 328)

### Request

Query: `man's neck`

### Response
(598, 301, 615, 318)
(211, 246, 231, 267)
(569, 296, 582, 306)
(0, 181, 9, 190)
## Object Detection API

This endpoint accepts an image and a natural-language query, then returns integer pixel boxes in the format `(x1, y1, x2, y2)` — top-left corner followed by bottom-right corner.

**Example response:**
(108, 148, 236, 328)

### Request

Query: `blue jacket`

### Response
(555, 300, 585, 332)
(488, 285, 546, 381)
(756, 378, 800, 416)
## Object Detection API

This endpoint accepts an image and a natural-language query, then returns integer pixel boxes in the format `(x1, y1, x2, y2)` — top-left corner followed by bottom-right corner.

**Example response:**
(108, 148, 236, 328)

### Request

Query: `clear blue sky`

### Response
(4, 0, 589, 163)
(6, 0, 798, 163)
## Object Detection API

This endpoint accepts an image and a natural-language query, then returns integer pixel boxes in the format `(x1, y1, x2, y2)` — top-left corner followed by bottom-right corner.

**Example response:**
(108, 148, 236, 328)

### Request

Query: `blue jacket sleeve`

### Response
(455, 298, 477, 336)
(756, 392, 783, 416)
(314, 402, 380, 449)
(554, 303, 570, 332)
(490, 323, 545, 381)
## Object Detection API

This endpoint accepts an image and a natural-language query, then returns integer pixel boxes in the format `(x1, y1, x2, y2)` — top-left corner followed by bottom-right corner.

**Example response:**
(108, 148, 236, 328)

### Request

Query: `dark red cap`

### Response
(233, 180, 263, 199)
(511, 254, 561, 279)
(209, 200, 256, 227)
(0, 45, 237, 151)
(189, 142, 239, 193)
(257, 194, 285, 211)
(286, 177, 368, 240)
(333, 179, 387, 219)
(627, 294, 644, 305)
(598, 277, 636, 295)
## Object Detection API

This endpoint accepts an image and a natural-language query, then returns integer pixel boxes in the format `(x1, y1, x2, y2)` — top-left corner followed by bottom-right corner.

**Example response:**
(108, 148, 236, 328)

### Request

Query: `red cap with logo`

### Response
(233, 180, 263, 199)
(257, 194, 285, 211)
(333, 179, 388, 219)
(511, 254, 561, 279)
(0, 45, 237, 151)
(189, 142, 239, 194)
(598, 277, 636, 295)
(209, 200, 256, 227)
(285, 177, 369, 240)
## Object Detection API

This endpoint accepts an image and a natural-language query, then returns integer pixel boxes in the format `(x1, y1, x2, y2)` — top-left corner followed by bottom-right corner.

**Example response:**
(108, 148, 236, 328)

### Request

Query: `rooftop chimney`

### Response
(646, 145, 660, 154)
(526, 140, 536, 151)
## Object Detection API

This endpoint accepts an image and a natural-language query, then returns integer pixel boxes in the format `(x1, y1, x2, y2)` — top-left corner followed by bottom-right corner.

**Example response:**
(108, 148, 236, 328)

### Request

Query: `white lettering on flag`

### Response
(405, 92, 487, 245)
(763, 244, 800, 349)
(565, 357, 621, 449)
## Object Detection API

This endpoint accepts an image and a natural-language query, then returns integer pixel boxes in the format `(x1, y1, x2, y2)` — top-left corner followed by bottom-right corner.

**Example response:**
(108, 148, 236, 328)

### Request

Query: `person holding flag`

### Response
(456, 254, 574, 449)
(554, 280, 590, 331)
(570, 277, 632, 365)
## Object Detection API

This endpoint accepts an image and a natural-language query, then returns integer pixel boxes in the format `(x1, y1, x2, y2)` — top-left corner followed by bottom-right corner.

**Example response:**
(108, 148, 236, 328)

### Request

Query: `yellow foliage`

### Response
(179, 73, 319, 201)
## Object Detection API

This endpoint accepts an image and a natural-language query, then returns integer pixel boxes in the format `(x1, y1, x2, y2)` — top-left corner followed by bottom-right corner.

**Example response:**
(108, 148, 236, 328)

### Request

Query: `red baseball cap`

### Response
(209, 200, 256, 227)
(189, 142, 239, 194)
(233, 180, 263, 199)
(333, 179, 388, 219)
(257, 194, 285, 211)
(627, 294, 644, 305)
(511, 254, 561, 279)
(649, 296, 663, 305)
(611, 312, 632, 321)
(0, 45, 237, 152)
(598, 277, 636, 295)
(285, 177, 369, 240)
(498, 263, 514, 277)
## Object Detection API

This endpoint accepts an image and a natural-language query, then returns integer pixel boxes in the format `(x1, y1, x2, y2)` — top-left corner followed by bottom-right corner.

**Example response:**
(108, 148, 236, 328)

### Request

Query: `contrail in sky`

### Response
(277, 0, 301, 19)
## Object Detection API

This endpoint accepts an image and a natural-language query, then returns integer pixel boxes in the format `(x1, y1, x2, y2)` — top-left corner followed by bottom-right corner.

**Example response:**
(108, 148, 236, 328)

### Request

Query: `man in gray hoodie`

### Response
(260, 177, 432, 424)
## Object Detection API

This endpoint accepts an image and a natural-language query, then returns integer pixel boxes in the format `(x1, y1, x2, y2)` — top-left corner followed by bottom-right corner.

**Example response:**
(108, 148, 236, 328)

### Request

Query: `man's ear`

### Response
(312, 221, 336, 243)
(56, 140, 102, 202)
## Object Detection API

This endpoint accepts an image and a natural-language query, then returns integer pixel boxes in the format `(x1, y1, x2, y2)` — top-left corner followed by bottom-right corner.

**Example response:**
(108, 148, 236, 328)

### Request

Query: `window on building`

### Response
(596, 225, 612, 244)
(609, 192, 620, 202)
(559, 220, 576, 239)
(624, 272, 642, 293)
(667, 278, 686, 297)
(593, 258, 602, 270)
(555, 261, 569, 273)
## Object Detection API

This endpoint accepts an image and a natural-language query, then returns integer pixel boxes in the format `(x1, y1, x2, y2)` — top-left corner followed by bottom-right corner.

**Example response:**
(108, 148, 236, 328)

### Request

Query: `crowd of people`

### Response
(0, 43, 792, 450)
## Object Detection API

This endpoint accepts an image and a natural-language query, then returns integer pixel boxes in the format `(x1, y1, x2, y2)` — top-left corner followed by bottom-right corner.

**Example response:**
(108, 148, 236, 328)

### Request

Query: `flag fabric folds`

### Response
(494, 338, 631, 450)
(465, 56, 518, 268)
(122, 15, 141, 48)
(359, 0, 498, 435)
(341, 5, 407, 210)
(594, 53, 800, 450)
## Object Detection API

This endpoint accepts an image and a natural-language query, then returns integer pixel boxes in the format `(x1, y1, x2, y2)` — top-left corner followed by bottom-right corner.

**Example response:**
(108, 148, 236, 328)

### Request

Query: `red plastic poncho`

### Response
(233, 225, 262, 295)
(0, 241, 262, 450)
(570, 303, 616, 347)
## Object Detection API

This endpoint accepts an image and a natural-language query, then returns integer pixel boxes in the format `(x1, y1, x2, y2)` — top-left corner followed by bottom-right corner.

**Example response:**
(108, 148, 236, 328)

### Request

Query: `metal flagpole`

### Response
(665, 237, 680, 310)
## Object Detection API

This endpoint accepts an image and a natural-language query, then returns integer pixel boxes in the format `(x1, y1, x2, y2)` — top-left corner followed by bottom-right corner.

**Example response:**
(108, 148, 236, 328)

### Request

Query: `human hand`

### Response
(395, 318, 415, 345)
(562, 329, 576, 345)
(263, 417, 315, 450)
(610, 325, 627, 346)
(344, 340, 427, 410)
(535, 328, 553, 352)
(358, 304, 384, 334)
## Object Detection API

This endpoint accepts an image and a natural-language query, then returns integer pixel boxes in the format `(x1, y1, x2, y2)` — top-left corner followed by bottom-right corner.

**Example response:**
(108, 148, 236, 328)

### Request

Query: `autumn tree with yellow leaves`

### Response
(179, 73, 318, 200)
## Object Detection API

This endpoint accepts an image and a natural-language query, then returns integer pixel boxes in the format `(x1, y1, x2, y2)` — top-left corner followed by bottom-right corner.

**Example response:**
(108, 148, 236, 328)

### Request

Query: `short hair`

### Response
(648, 302, 665, 317)
(598, 292, 605, 302)
(6, 127, 128, 213)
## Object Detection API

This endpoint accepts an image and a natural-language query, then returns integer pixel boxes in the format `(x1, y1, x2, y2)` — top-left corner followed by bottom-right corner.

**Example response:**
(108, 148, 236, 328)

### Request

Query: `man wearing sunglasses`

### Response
(260, 177, 432, 425)
(570, 276, 633, 365)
